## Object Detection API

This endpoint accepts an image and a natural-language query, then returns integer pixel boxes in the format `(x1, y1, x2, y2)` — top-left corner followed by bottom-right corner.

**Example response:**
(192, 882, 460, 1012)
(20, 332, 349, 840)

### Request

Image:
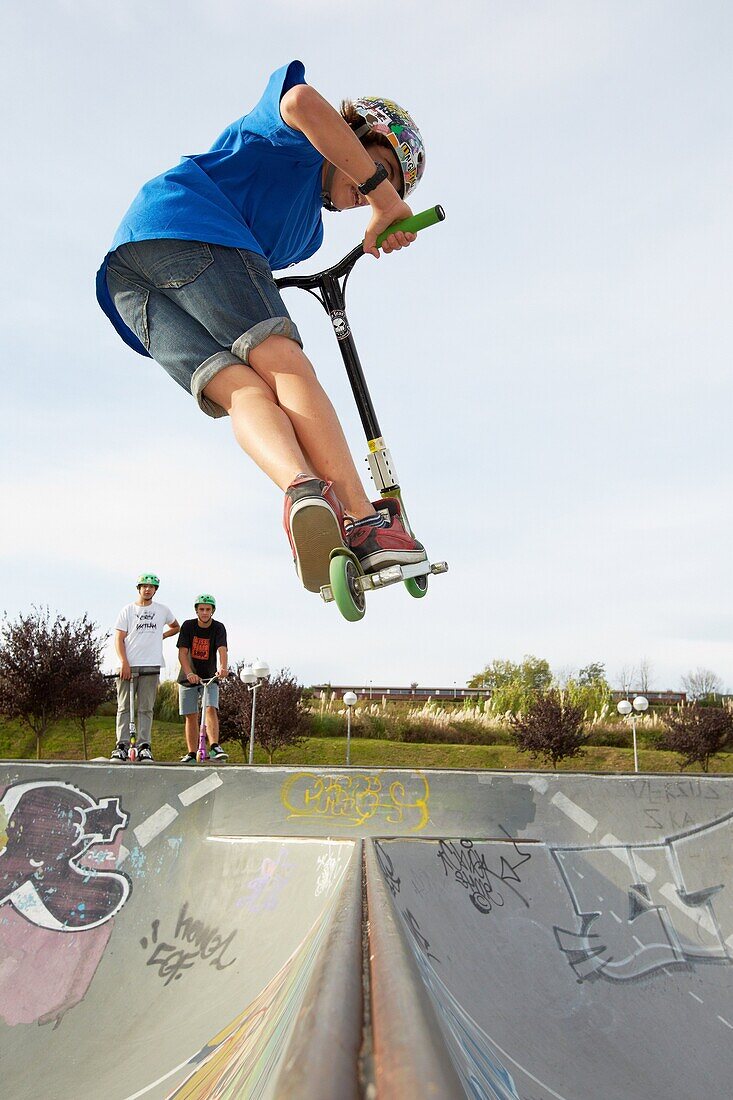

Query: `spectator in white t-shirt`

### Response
(111, 572, 180, 762)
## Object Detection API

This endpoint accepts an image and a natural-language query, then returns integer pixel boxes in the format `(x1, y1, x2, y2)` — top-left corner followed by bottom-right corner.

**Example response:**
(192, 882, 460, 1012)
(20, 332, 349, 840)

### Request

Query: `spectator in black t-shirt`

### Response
(177, 594, 229, 763)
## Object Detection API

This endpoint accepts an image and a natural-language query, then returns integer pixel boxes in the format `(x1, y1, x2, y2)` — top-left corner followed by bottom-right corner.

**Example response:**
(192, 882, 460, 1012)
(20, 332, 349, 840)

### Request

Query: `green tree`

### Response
(468, 655, 552, 692)
(470, 655, 552, 715)
(510, 690, 587, 769)
(566, 664, 612, 719)
(577, 662, 606, 686)
(467, 659, 518, 691)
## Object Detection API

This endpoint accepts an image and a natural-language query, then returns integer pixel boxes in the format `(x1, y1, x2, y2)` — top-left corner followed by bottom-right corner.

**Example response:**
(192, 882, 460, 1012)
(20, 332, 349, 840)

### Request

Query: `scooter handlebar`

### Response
(374, 204, 445, 250)
(275, 205, 445, 291)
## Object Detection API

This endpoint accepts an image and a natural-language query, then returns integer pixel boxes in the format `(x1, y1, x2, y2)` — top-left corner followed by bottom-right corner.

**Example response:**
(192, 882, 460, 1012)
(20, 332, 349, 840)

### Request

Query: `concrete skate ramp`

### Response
(0, 766, 363, 1100)
(365, 791, 733, 1099)
(1, 763, 733, 1099)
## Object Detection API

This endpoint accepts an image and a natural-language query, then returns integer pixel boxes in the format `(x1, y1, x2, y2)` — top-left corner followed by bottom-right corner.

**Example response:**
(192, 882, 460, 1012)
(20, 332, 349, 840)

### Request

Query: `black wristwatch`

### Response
(358, 162, 389, 196)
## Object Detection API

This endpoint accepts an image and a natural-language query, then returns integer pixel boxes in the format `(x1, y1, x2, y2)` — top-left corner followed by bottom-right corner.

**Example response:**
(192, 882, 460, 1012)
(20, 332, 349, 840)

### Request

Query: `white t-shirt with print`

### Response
(115, 601, 174, 667)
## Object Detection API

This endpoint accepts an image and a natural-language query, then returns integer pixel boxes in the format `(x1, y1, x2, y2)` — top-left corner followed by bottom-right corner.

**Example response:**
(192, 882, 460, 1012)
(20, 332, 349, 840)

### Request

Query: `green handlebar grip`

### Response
(374, 204, 445, 249)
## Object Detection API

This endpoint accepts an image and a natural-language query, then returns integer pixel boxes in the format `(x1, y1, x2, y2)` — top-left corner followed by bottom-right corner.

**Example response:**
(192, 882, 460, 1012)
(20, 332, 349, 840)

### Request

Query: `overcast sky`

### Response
(1, 1, 731, 691)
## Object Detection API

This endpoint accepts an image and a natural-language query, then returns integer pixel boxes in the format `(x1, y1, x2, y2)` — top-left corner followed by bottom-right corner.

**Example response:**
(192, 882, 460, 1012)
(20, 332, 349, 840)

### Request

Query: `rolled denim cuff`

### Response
(191, 318, 303, 419)
(191, 352, 243, 418)
(231, 316, 303, 362)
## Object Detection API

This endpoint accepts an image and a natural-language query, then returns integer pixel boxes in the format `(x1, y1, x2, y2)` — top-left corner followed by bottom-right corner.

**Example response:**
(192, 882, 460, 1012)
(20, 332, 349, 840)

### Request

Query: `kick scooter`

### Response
(126, 670, 159, 763)
(276, 205, 448, 622)
(194, 675, 228, 762)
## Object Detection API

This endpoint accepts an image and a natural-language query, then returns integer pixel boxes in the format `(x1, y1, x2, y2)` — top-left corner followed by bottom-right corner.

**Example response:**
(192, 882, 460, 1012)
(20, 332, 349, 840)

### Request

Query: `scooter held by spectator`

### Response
(195, 675, 229, 763)
(112, 671, 160, 764)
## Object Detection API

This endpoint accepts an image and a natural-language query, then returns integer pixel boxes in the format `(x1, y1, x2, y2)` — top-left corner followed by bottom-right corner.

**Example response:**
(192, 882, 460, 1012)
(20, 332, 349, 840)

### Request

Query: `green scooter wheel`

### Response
(404, 574, 429, 599)
(330, 554, 366, 622)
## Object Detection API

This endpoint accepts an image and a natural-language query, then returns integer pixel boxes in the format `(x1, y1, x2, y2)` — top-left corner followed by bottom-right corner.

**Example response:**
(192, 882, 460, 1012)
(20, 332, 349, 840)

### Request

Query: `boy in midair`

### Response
(97, 61, 429, 592)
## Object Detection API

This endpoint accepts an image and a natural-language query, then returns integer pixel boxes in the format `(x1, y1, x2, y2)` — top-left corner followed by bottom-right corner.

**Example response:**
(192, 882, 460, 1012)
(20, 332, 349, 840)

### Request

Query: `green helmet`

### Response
(194, 593, 216, 610)
(137, 573, 160, 588)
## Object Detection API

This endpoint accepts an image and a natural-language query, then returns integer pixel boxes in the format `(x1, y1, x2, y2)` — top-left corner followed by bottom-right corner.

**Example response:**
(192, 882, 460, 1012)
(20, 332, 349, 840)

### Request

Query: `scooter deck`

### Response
(320, 555, 448, 603)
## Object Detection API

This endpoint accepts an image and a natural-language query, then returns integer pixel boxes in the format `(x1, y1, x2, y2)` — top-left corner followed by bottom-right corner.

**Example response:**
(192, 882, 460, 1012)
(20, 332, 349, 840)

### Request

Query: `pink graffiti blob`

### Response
(0, 913, 114, 1026)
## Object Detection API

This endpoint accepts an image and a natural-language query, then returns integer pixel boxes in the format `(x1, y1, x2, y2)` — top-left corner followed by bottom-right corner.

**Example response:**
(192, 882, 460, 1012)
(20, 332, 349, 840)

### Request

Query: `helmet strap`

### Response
(321, 162, 339, 212)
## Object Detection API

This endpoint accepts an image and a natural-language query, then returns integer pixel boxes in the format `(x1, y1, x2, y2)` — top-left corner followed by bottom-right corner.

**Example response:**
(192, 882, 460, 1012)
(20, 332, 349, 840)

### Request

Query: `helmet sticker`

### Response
(351, 96, 426, 199)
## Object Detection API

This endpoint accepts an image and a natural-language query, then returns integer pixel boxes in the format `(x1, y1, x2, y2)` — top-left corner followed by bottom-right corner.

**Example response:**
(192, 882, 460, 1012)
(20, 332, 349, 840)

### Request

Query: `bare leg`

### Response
(206, 708, 219, 744)
(203, 360, 313, 490)
(203, 337, 376, 519)
(184, 714, 198, 753)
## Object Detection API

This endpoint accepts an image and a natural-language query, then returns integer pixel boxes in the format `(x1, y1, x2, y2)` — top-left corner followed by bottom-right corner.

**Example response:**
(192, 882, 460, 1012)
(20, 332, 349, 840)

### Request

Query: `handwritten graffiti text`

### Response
(437, 834, 532, 914)
(141, 902, 237, 986)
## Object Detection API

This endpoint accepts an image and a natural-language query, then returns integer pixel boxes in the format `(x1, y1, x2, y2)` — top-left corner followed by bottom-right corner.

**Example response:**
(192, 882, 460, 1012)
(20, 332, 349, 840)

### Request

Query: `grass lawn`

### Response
(1, 715, 732, 774)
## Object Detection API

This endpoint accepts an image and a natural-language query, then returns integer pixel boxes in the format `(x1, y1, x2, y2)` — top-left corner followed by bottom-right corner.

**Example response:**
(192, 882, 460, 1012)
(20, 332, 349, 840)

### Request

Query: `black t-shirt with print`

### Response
(176, 619, 227, 682)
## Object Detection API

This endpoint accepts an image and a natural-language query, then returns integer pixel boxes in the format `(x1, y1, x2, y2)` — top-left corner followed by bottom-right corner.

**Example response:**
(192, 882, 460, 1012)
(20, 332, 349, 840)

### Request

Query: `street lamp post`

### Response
(240, 660, 270, 765)
(343, 691, 357, 765)
(617, 695, 649, 773)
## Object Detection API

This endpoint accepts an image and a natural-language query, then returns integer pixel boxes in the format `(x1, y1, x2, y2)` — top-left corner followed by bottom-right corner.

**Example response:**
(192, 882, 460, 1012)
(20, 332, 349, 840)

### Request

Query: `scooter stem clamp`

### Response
(366, 437, 399, 493)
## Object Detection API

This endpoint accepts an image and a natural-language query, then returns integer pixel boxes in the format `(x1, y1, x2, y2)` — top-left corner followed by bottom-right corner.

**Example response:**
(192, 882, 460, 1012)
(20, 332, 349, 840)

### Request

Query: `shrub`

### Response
(510, 690, 587, 769)
(308, 713, 345, 739)
(659, 703, 733, 772)
(585, 726, 632, 749)
(154, 680, 183, 723)
(219, 666, 308, 763)
(0, 608, 109, 760)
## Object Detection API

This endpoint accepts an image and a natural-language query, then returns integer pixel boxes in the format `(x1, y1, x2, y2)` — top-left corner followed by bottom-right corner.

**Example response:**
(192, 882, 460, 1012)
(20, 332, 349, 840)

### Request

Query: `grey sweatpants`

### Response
(116, 667, 160, 745)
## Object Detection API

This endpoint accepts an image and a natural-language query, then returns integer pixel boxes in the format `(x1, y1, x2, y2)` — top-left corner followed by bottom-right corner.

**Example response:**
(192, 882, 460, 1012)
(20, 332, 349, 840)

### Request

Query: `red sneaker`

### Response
(346, 498, 426, 573)
(284, 475, 345, 592)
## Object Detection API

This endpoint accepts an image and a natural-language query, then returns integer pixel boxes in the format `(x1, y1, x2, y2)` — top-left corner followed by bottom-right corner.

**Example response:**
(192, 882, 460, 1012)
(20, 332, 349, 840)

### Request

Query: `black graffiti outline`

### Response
(0, 780, 131, 931)
(402, 906, 440, 964)
(552, 809, 733, 984)
(374, 839, 401, 898)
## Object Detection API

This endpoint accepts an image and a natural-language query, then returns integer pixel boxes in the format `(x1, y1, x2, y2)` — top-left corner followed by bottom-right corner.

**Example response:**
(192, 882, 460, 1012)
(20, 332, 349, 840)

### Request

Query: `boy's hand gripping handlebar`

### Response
(373, 204, 446, 251)
(275, 205, 445, 292)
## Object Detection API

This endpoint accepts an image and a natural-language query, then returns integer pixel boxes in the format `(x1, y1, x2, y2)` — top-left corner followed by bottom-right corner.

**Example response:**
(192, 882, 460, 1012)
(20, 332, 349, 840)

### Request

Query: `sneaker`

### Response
(138, 743, 154, 763)
(180, 751, 197, 764)
(110, 742, 128, 762)
(346, 498, 427, 573)
(209, 743, 229, 760)
(284, 474, 345, 592)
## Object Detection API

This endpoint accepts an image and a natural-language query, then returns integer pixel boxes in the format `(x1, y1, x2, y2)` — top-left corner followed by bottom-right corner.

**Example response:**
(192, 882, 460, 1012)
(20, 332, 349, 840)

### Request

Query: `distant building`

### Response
(313, 685, 687, 706)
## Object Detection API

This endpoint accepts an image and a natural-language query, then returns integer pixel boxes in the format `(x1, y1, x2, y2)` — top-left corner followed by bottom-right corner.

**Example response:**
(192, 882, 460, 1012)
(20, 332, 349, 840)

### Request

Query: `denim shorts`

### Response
(106, 239, 302, 418)
(178, 681, 220, 715)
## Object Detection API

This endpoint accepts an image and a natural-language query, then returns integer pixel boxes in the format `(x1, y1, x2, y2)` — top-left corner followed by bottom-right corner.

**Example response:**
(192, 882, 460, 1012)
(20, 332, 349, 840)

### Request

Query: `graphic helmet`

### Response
(137, 573, 160, 588)
(350, 97, 426, 198)
(194, 593, 216, 610)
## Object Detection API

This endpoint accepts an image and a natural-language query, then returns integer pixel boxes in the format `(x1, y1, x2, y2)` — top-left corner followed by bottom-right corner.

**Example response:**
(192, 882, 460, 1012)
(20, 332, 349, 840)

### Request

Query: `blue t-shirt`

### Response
(96, 60, 324, 356)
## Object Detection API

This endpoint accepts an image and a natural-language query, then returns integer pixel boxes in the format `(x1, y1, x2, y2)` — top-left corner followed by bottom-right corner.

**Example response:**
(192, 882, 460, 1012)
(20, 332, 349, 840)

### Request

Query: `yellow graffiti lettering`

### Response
(280, 771, 430, 832)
